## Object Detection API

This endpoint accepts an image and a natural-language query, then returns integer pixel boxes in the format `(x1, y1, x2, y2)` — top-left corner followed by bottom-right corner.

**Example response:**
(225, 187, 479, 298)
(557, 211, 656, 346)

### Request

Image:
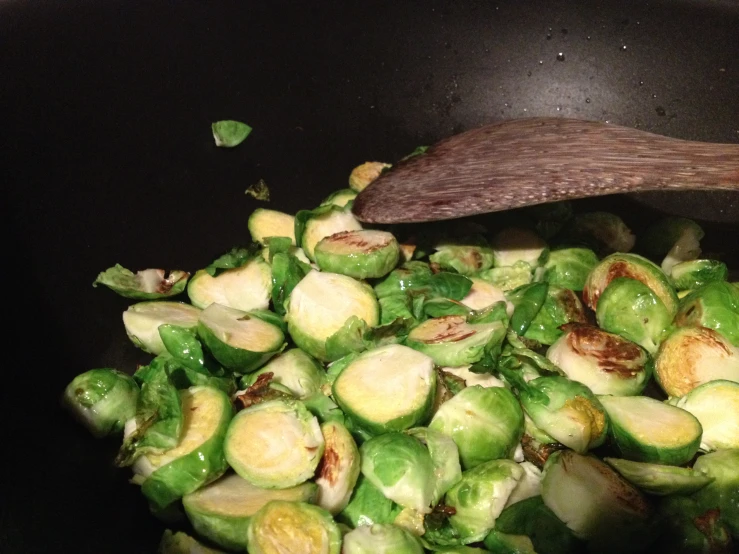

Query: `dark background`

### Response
(2, 0, 737, 552)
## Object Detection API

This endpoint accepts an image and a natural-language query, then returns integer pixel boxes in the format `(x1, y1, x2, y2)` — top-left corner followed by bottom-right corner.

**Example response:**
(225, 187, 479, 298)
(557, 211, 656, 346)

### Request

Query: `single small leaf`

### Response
(245, 179, 270, 201)
(212, 120, 252, 147)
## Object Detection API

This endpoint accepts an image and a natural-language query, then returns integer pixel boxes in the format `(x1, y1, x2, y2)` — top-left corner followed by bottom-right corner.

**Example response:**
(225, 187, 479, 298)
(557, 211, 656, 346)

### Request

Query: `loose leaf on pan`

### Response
(212, 119, 252, 147)
(270, 252, 310, 315)
(245, 179, 270, 201)
(507, 282, 549, 335)
(205, 244, 261, 276)
(93, 264, 189, 299)
(158, 325, 206, 373)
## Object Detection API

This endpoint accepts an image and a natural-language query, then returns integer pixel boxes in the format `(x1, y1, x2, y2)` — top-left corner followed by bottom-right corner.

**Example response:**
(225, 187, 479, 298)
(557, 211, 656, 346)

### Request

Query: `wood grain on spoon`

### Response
(352, 118, 739, 224)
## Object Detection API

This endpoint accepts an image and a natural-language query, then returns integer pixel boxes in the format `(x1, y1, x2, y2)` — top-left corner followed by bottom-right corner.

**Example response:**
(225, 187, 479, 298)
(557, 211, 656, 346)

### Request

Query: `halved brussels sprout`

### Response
(667, 380, 739, 451)
(582, 253, 678, 316)
(94, 264, 189, 299)
(519, 375, 608, 454)
(158, 529, 226, 554)
(603, 458, 713, 496)
(286, 270, 379, 362)
(405, 315, 507, 368)
(599, 395, 702, 465)
(523, 286, 587, 345)
(429, 237, 495, 275)
(442, 365, 505, 389)
(562, 211, 636, 255)
(595, 277, 673, 354)
(640, 217, 704, 274)
(197, 303, 285, 373)
(295, 205, 363, 261)
(122, 301, 201, 355)
(491, 227, 547, 268)
(349, 161, 392, 192)
(475, 261, 533, 292)
(656, 495, 733, 554)
(541, 451, 653, 553)
(314, 230, 399, 279)
(240, 348, 325, 400)
(182, 473, 317, 552)
(321, 188, 358, 207)
(691, 449, 739, 539)
(63, 368, 139, 437)
(138, 386, 233, 510)
(332, 344, 436, 435)
(188, 258, 272, 312)
(670, 259, 728, 291)
(654, 326, 739, 397)
(540, 247, 599, 292)
(342, 523, 424, 554)
(224, 399, 323, 489)
(246, 500, 341, 554)
(429, 385, 524, 469)
(461, 278, 514, 315)
(445, 459, 525, 543)
(675, 281, 739, 346)
(360, 432, 436, 513)
(546, 324, 652, 396)
(315, 421, 361, 515)
(248, 208, 296, 245)
(406, 427, 463, 506)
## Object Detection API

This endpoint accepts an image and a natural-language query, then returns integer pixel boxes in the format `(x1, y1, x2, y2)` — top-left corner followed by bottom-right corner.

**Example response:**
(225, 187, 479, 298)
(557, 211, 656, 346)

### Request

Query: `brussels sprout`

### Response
(62, 368, 139, 438)
(429, 237, 495, 275)
(640, 217, 704, 273)
(248, 208, 296, 245)
(315, 421, 361, 515)
(540, 247, 599, 292)
(667, 380, 739, 451)
(462, 278, 514, 314)
(603, 458, 713, 496)
(442, 365, 505, 389)
(182, 473, 317, 552)
(360, 432, 436, 513)
(691, 449, 739, 539)
(211, 119, 251, 147)
(405, 315, 507, 368)
(407, 427, 463, 506)
(321, 188, 358, 207)
(654, 326, 739, 397)
(286, 270, 379, 361)
(337, 474, 403, 528)
(331, 344, 436, 435)
(655, 495, 733, 554)
(675, 281, 739, 346)
(429, 385, 524, 469)
(523, 200, 574, 240)
(158, 529, 226, 554)
(444, 459, 525, 543)
(429, 547, 492, 554)
(94, 264, 189, 299)
(246, 500, 341, 554)
(314, 230, 400, 279)
(349, 161, 392, 192)
(595, 277, 673, 354)
(197, 303, 285, 373)
(295, 204, 363, 261)
(343, 523, 424, 554)
(599, 395, 702, 465)
(475, 261, 533, 292)
(240, 348, 325, 399)
(541, 451, 653, 554)
(224, 399, 323, 489)
(137, 386, 232, 510)
(481, 530, 536, 554)
(546, 324, 652, 396)
(562, 211, 636, 255)
(122, 301, 201, 355)
(518, 375, 608, 453)
(494, 495, 584, 554)
(504, 461, 542, 509)
(523, 286, 587, 345)
(670, 259, 729, 290)
(491, 227, 548, 268)
(188, 258, 272, 312)
(582, 253, 678, 315)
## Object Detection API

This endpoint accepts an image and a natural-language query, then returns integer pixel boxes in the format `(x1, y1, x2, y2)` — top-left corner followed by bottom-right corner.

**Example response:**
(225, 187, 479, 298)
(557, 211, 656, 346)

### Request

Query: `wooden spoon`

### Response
(352, 118, 739, 224)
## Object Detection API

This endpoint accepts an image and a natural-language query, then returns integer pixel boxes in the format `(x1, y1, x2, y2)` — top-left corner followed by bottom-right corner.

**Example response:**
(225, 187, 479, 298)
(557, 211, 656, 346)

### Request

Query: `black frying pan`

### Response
(3, 1, 737, 552)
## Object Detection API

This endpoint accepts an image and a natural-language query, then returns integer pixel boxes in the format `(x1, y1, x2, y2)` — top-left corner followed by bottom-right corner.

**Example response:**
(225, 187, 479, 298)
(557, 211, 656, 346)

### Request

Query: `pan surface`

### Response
(2, 0, 737, 552)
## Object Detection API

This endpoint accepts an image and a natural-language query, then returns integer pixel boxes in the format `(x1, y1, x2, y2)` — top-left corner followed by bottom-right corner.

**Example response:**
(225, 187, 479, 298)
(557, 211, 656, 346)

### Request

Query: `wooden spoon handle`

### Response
(352, 118, 739, 223)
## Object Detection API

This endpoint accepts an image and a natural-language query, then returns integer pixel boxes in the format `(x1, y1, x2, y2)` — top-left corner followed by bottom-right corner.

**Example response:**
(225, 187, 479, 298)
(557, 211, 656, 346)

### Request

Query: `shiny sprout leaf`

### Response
(211, 119, 252, 147)
(245, 179, 270, 201)
(94, 264, 189, 299)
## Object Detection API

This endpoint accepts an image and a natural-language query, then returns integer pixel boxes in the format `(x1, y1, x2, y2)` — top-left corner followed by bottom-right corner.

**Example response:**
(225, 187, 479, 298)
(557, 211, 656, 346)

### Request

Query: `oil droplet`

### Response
(556, 52, 565, 61)
(539, 60, 544, 65)
(620, 45, 627, 51)
(639, 81, 644, 86)
(655, 106, 666, 116)
(556, 106, 562, 111)
(585, 98, 591, 103)
(586, 35, 591, 40)
(652, 94, 657, 99)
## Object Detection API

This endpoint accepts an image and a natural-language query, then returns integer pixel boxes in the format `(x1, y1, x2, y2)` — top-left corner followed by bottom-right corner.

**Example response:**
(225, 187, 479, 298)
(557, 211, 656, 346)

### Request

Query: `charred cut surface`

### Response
(316, 444, 340, 486)
(564, 323, 643, 376)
